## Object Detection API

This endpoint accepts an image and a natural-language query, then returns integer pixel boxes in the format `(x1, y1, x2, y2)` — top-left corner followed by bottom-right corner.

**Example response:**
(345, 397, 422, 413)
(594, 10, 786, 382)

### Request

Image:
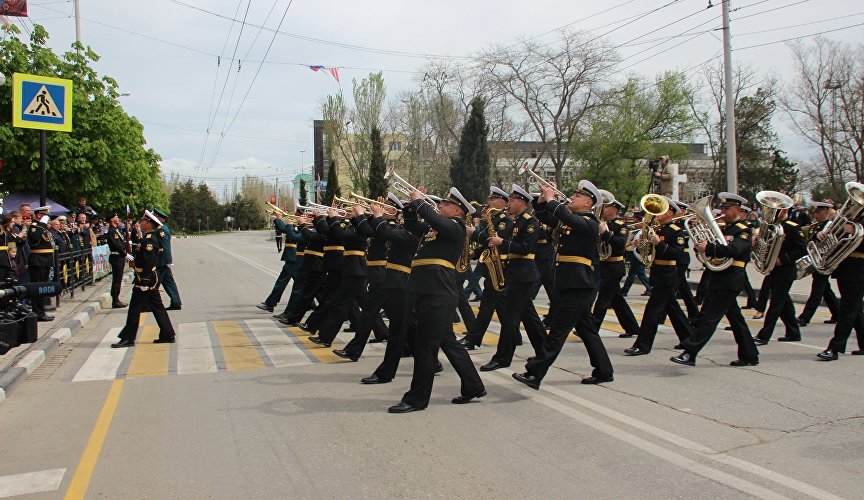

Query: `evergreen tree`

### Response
(323, 160, 342, 206)
(298, 178, 308, 208)
(769, 150, 798, 196)
(450, 97, 491, 202)
(368, 127, 388, 198)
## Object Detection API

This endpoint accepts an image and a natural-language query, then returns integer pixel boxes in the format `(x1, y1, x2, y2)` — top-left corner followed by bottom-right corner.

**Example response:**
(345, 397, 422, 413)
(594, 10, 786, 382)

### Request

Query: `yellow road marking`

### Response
(64, 380, 124, 500)
(125, 326, 168, 378)
(283, 326, 349, 363)
(212, 320, 266, 371)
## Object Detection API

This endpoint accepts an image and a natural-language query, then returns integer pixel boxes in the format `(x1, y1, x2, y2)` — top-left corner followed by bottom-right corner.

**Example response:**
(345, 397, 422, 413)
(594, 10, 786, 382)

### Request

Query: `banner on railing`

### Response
(92, 244, 110, 279)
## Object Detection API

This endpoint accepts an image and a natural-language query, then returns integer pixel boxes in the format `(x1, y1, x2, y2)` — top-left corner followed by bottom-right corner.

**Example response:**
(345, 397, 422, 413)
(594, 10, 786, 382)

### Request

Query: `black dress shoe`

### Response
(278, 318, 298, 327)
(343, 326, 356, 333)
(272, 313, 287, 320)
(332, 349, 358, 362)
(742, 304, 755, 310)
(618, 332, 634, 338)
(824, 318, 837, 324)
(670, 352, 695, 366)
(458, 337, 477, 350)
(624, 346, 648, 356)
(851, 350, 864, 355)
(817, 349, 838, 361)
(796, 318, 808, 327)
(256, 303, 274, 312)
(581, 375, 613, 384)
(111, 339, 135, 348)
(724, 326, 733, 331)
(153, 337, 175, 344)
(166, 304, 182, 311)
(112, 301, 128, 309)
(435, 361, 443, 374)
(297, 322, 312, 332)
(480, 361, 508, 371)
(730, 359, 759, 366)
(777, 336, 801, 342)
(388, 401, 423, 413)
(361, 374, 391, 384)
(308, 336, 331, 347)
(674, 344, 684, 350)
(512, 372, 540, 390)
(37, 314, 54, 322)
(368, 337, 388, 344)
(753, 337, 768, 346)
(451, 390, 487, 404)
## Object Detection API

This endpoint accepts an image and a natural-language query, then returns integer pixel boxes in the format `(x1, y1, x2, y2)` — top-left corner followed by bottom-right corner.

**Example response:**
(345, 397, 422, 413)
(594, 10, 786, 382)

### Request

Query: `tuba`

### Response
(633, 194, 669, 268)
(807, 181, 864, 275)
(479, 207, 506, 291)
(597, 189, 615, 260)
(685, 195, 733, 271)
(752, 191, 794, 274)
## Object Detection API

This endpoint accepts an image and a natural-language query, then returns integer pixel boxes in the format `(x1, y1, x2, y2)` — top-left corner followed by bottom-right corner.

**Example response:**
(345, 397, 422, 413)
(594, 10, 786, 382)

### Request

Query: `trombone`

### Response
(518, 164, 568, 202)
(349, 191, 398, 217)
(384, 165, 438, 208)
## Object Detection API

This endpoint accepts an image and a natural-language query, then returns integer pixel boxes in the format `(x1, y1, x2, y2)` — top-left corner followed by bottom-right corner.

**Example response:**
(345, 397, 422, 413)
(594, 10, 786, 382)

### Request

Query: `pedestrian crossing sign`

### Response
(11, 73, 73, 132)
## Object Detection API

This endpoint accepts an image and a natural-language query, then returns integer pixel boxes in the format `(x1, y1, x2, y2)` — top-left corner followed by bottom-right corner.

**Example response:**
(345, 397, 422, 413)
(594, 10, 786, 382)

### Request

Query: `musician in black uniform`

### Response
(27, 206, 55, 321)
(818, 219, 864, 360)
(753, 204, 807, 344)
(388, 187, 485, 413)
(111, 211, 177, 348)
(594, 193, 640, 338)
(105, 212, 129, 308)
(512, 181, 614, 390)
(480, 184, 546, 370)
(796, 201, 839, 326)
(672, 193, 759, 367)
(279, 214, 325, 326)
(672, 201, 700, 320)
(361, 196, 420, 384)
(459, 187, 513, 349)
(257, 214, 304, 312)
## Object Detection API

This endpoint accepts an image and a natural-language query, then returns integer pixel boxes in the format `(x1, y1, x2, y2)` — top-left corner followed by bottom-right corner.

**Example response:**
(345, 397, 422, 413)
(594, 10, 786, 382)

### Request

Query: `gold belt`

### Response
(683, 248, 690, 253)
(508, 253, 535, 260)
(133, 266, 155, 273)
(386, 263, 411, 274)
(556, 255, 593, 268)
(31, 248, 54, 254)
(297, 251, 305, 256)
(538, 239, 548, 244)
(323, 245, 345, 251)
(284, 243, 297, 248)
(601, 256, 624, 262)
(344, 250, 365, 257)
(653, 259, 677, 266)
(0, 246, 8, 251)
(366, 260, 386, 266)
(412, 258, 455, 270)
(304, 250, 324, 257)
(731, 260, 746, 268)
(850, 252, 864, 259)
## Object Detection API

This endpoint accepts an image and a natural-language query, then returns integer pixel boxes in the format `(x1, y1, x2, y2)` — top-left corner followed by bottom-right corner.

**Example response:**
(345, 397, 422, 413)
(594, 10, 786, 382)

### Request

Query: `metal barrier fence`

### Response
(51, 244, 111, 306)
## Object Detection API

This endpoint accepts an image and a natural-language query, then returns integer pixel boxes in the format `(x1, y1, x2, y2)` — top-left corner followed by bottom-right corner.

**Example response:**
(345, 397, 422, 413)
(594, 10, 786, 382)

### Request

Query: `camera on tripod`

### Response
(0, 278, 60, 355)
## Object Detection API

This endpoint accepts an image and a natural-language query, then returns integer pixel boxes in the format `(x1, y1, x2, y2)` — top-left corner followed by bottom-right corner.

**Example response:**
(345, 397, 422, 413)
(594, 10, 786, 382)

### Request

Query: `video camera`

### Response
(0, 279, 61, 355)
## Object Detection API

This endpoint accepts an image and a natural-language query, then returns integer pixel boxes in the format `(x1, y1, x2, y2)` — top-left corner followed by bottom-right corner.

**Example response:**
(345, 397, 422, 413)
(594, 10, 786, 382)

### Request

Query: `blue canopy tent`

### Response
(0, 192, 69, 215)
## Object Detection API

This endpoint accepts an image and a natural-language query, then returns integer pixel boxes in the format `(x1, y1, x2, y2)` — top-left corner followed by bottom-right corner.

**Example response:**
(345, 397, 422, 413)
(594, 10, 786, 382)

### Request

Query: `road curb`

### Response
(0, 292, 111, 406)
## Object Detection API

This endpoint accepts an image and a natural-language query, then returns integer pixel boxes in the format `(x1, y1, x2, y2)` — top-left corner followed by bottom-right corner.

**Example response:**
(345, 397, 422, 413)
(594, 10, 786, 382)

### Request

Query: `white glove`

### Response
(167, 263, 174, 269)
(40, 215, 49, 224)
(124, 254, 134, 262)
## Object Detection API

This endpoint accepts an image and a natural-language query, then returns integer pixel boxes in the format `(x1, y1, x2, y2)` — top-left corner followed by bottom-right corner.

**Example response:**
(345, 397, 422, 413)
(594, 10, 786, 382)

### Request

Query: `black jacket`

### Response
(704, 220, 752, 291)
(405, 201, 464, 296)
(537, 200, 598, 291)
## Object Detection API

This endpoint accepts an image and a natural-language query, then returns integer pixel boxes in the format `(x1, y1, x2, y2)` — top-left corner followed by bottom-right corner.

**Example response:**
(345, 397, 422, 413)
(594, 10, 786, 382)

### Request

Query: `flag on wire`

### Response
(1, 1, 28, 17)
(309, 65, 340, 83)
(126, 204, 130, 216)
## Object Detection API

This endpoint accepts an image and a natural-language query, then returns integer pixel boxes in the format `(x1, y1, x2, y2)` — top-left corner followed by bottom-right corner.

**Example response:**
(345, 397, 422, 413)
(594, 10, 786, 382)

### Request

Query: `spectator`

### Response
(71, 197, 97, 221)
(49, 217, 69, 254)
(13, 206, 30, 286)
(0, 215, 14, 283)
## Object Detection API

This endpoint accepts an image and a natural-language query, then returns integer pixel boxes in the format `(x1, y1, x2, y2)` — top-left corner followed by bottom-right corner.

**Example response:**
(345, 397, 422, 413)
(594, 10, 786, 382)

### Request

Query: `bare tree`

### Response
(782, 37, 864, 196)
(478, 29, 617, 186)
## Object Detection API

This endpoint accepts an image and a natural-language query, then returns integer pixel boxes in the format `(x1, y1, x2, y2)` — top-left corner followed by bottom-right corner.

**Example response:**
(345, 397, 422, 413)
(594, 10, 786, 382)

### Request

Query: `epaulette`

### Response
(522, 212, 531, 220)
(612, 219, 625, 226)
(786, 221, 799, 227)
(30, 222, 38, 226)
(159, 230, 166, 237)
(145, 233, 154, 239)
(736, 222, 748, 229)
(669, 224, 681, 231)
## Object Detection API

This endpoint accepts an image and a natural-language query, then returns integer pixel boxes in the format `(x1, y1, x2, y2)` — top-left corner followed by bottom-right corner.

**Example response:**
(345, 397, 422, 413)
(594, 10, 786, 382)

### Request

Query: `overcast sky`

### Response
(12, 0, 863, 194)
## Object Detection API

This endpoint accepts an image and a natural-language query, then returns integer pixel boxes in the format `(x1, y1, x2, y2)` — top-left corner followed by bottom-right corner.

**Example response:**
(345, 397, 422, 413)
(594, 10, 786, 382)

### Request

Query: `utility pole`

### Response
(722, 0, 738, 194)
(73, 0, 82, 51)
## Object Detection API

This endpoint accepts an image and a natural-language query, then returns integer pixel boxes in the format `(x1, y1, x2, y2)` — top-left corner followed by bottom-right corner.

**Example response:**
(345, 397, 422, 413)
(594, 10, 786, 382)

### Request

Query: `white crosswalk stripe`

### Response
(176, 322, 217, 375)
(72, 328, 127, 382)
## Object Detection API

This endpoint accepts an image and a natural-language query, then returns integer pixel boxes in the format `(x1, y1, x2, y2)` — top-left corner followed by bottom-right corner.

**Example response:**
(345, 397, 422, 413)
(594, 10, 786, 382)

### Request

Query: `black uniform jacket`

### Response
(831, 229, 864, 282)
(704, 220, 752, 291)
(771, 219, 807, 271)
(330, 216, 367, 277)
(404, 200, 464, 297)
(27, 221, 55, 268)
(106, 226, 127, 256)
(315, 216, 344, 272)
(133, 230, 162, 289)
(472, 209, 513, 260)
(355, 215, 387, 284)
(535, 223, 554, 261)
(500, 210, 540, 284)
(300, 217, 325, 273)
(599, 217, 629, 278)
(274, 219, 305, 262)
(648, 222, 687, 287)
(536, 200, 598, 291)
(372, 214, 419, 290)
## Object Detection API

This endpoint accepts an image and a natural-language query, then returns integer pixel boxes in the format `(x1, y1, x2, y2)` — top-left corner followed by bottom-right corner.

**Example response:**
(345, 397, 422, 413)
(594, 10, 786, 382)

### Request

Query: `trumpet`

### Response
(333, 196, 359, 212)
(384, 165, 438, 208)
(296, 203, 348, 217)
(518, 164, 567, 202)
(349, 191, 398, 216)
(265, 201, 288, 217)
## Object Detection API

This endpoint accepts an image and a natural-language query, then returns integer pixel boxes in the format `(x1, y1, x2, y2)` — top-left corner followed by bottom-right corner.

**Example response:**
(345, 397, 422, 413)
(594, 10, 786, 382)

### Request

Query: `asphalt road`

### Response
(0, 231, 861, 499)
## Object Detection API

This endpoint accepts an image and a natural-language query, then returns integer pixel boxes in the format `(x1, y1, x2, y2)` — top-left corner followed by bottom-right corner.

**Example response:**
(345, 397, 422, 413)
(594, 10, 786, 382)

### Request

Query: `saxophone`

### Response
(456, 212, 472, 273)
(479, 208, 506, 291)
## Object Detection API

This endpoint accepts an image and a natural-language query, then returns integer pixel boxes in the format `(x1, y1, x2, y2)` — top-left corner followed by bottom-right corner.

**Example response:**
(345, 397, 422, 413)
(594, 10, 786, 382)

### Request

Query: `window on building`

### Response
(389, 141, 402, 151)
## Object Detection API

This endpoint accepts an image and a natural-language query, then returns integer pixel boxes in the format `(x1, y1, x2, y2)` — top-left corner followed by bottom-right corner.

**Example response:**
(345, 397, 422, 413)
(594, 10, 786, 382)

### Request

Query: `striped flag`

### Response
(309, 65, 340, 83)
(1, 1, 27, 17)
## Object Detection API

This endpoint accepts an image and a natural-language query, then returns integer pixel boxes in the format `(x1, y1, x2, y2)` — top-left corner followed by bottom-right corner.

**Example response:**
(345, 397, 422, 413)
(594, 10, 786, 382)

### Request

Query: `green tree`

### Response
(368, 127, 388, 198)
(225, 194, 263, 230)
(298, 178, 308, 207)
(0, 24, 167, 213)
(450, 97, 490, 202)
(323, 160, 341, 206)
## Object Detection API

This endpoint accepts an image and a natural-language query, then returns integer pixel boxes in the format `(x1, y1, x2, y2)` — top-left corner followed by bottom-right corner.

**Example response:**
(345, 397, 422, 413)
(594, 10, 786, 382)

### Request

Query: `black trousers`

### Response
(456, 286, 477, 333)
(401, 293, 485, 408)
(593, 265, 639, 336)
(682, 289, 759, 362)
(29, 265, 51, 315)
(525, 288, 613, 381)
(373, 288, 412, 381)
(743, 272, 757, 306)
(263, 260, 299, 307)
(695, 271, 710, 304)
(109, 255, 125, 301)
(755, 273, 772, 312)
(352, 284, 388, 340)
(282, 265, 307, 316)
(798, 272, 839, 322)
(118, 286, 176, 341)
(284, 269, 323, 320)
(305, 271, 342, 332)
(490, 282, 546, 365)
(632, 282, 693, 353)
(343, 280, 389, 358)
(756, 267, 800, 341)
(465, 280, 505, 345)
(827, 278, 864, 353)
(678, 263, 700, 319)
(531, 258, 555, 299)
(318, 275, 366, 343)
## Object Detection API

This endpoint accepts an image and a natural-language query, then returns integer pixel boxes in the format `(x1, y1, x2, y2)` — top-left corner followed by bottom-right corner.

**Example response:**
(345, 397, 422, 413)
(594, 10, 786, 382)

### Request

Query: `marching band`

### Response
(260, 173, 864, 412)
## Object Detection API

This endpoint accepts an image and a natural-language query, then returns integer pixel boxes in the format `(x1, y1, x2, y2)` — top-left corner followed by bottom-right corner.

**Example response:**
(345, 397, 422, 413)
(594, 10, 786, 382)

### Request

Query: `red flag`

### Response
(1, 1, 27, 17)
(309, 65, 340, 84)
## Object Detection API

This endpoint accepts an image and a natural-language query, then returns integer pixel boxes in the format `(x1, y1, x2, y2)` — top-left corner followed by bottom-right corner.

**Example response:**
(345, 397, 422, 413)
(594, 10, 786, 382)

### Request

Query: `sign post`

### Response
(11, 72, 74, 205)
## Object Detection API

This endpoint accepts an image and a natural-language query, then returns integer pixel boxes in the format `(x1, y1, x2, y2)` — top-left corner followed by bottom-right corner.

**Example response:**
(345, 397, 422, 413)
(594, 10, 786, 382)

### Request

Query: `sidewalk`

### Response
(0, 278, 113, 403)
